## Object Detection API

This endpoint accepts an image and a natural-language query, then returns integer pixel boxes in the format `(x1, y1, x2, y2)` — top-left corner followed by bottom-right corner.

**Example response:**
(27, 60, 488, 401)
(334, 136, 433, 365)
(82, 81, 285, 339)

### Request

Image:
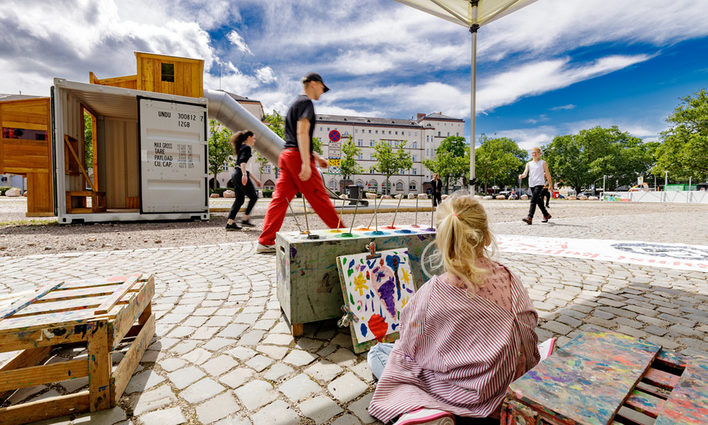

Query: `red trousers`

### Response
(258, 149, 344, 245)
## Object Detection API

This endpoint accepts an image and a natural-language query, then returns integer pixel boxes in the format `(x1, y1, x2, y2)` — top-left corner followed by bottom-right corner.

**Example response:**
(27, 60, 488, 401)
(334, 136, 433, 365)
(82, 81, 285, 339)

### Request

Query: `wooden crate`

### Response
(0, 273, 155, 425)
(501, 330, 708, 425)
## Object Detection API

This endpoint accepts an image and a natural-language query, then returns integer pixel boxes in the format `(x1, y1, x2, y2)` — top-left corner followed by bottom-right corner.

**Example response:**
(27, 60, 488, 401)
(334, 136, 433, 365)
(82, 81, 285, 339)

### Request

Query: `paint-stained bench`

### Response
(0, 273, 154, 425)
(502, 330, 708, 425)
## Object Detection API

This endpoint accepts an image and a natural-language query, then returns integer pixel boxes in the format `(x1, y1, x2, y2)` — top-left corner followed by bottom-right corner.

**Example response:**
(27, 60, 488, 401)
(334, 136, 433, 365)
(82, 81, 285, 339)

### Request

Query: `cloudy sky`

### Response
(2, 0, 708, 149)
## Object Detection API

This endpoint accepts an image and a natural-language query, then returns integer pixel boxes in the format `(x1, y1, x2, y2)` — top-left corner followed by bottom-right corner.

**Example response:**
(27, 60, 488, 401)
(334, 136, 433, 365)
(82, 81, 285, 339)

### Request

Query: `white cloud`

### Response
(227, 30, 253, 55)
(255, 66, 276, 84)
(476, 55, 651, 112)
(494, 126, 558, 151)
(550, 104, 575, 111)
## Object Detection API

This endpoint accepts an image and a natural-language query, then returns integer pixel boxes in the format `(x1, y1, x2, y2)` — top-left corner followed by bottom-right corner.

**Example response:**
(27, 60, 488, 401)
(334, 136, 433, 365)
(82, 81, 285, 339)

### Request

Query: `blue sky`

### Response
(2, 0, 707, 150)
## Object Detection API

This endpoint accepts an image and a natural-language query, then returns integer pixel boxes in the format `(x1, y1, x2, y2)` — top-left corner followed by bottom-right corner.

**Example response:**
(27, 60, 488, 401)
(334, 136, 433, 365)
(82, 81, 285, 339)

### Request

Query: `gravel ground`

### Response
(1, 197, 707, 257)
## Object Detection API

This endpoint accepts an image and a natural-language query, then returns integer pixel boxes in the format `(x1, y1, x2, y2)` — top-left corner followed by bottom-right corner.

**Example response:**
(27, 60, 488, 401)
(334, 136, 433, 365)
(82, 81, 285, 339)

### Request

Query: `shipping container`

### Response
(52, 79, 209, 223)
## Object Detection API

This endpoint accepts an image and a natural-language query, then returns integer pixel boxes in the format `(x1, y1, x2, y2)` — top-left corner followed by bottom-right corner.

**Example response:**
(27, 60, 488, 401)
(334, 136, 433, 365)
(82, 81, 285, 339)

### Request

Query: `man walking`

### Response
(257, 73, 344, 253)
(518, 147, 553, 225)
(431, 173, 443, 207)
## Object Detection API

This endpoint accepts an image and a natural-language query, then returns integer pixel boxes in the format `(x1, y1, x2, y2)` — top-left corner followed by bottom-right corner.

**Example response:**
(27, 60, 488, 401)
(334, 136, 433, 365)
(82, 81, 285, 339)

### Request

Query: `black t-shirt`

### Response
(236, 144, 252, 166)
(284, 95, 315, 153)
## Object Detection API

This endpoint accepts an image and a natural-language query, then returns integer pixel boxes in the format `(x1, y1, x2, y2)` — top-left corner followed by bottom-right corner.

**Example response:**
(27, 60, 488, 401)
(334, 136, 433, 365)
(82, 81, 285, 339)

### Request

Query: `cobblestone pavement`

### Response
(0, 203, 706, 424)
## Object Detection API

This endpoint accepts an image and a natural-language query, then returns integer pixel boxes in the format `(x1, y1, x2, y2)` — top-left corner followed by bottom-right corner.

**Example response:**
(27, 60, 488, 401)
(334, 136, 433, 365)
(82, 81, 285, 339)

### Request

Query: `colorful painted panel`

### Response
(337, 248, 416, 353)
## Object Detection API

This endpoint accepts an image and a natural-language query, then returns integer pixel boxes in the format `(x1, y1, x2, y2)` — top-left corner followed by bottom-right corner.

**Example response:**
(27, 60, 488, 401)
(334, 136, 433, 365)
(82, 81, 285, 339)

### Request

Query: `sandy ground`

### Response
(1, 197, 707, 257)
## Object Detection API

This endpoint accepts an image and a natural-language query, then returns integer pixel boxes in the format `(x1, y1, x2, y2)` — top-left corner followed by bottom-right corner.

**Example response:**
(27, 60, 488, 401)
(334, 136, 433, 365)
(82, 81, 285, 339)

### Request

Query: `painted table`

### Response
(275, 225, 436, 336)
(0, 273, 154, 425)
(501, 330, 708, 425)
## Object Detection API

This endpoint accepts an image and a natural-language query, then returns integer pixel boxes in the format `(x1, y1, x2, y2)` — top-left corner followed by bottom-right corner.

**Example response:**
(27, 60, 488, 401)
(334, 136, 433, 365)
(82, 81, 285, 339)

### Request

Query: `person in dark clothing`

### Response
(226, 130, 261, 231)
(541, 184, 551, 208)
(518, 147, 553, 225)
(432, 173, 443, 207)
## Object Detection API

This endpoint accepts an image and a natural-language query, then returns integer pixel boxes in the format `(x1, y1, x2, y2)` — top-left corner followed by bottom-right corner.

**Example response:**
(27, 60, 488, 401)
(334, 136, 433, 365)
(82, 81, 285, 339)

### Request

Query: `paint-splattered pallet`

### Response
(501, 330, 708, 425)
(0, 273, 154, 425)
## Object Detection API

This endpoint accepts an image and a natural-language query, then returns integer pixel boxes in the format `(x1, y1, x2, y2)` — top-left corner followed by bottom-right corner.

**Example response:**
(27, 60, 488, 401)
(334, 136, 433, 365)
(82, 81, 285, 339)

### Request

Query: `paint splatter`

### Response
(368, 314, 388, 341)
(360, 323, 368, 337)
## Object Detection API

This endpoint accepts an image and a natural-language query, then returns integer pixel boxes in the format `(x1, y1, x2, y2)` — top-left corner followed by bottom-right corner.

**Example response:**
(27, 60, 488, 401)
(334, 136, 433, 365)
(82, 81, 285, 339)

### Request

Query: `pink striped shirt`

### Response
(368, 260, 540, 422)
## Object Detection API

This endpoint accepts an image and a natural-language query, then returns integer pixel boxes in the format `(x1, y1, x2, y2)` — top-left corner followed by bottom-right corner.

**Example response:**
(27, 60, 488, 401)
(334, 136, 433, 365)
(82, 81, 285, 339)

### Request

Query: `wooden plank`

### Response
(112, 313, 155, 403)
(636, 381, 672, 399)
(139, 302, 152, 325)
(0, 281, 64, 320)
(87, 320, 111, 411)
(655, 349, 689, 369)
(0, 391, 89, 425)
(643, 367, 680, 390)
(0, 347, 51, 401)
(111, 276, 154, 348)
(40, 284, 120, 302)
(12, 295, 110, 317)
(655, 357, 708, 425)
(58, 276, 128, 291)
(0, 325, 87, 352)
(0, 305, 120, 332)
(0, 358, 87, 392)
(624, 389, 665, 418)
(64, 135, 96, 192)
(94, 273, 141, 315)
(615, 405, 655, 425)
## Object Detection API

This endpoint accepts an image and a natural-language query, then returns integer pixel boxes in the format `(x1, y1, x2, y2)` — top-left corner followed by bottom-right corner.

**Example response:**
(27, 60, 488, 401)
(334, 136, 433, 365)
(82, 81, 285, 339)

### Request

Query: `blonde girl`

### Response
(368, 193, 540, 425)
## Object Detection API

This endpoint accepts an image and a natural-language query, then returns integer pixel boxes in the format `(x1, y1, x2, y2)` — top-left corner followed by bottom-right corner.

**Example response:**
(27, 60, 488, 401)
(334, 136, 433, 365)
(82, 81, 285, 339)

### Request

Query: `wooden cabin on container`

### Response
(0, 96, 54, 216)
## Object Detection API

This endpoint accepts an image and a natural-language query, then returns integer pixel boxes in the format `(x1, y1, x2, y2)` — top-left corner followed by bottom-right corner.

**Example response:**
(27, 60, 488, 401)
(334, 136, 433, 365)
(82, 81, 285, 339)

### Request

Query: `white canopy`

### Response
(395, 0, 536, 190)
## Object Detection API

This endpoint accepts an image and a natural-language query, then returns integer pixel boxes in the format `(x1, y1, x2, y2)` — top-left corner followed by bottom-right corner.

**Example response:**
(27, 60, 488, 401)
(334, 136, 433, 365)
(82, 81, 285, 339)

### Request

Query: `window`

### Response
(161, 63, 175, 82)
(412, 155, 416, 162)
(368, 130, 371, 134)
(370, 154, 374, 160)
(409, 181, 417, 191)
(437, 131, 441, 137)
(395, 131, 398, 135)
(329, 180, 336, 189)
(426, 135, 430, 142)
(354, 129, 358, 133)
(412, 141, 417, 149)
(358, 153, 363, 160)
(412, 168, 417, 175)
(456, 132, 459, 136)
(369, 140, 374, 147)
(357, 139, 363, 146)
(375, 130, 378, 134)
(389, 130, 392, 135)
(396, 182, 403, 191)
(223, 163, 229, 171)
(447, 132, 450, 137)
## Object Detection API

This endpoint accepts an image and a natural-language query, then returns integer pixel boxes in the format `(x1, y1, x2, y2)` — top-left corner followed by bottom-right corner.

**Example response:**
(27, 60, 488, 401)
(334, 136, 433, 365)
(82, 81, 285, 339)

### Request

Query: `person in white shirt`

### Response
(518, 147, 553, 225)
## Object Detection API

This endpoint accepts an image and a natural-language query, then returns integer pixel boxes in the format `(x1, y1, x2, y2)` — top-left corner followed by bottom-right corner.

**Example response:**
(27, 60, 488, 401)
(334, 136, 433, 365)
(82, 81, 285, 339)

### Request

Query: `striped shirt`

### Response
(368, 260, 540, 422)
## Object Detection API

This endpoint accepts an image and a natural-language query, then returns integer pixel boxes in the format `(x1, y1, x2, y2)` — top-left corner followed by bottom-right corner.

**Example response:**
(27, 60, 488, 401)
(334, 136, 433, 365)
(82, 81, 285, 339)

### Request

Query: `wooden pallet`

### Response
(0, 273, 155, 425)
(501, 330, 708, 425)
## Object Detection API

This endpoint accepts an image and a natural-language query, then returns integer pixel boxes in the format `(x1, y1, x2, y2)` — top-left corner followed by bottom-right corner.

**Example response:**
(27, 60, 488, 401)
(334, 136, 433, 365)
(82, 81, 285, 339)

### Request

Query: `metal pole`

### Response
(469, 22, 479, 194)
(603, 175, 606, 199)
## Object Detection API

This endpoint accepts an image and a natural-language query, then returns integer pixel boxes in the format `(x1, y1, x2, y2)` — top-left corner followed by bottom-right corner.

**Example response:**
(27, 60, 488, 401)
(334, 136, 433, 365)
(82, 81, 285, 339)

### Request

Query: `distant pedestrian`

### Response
(256, 72, 344, 252)
(226, 130, 261, 230)
(432, 173, 443, 207)
(518, 147, 553, 225)
(541, 184, 551, 208)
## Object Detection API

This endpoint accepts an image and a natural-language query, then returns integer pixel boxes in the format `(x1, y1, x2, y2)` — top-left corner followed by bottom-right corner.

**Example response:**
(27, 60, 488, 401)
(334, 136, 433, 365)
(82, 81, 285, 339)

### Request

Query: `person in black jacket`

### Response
(432, 173, 443, 207)
(226, 130, 261, 231)
(541, 184, 551, 208)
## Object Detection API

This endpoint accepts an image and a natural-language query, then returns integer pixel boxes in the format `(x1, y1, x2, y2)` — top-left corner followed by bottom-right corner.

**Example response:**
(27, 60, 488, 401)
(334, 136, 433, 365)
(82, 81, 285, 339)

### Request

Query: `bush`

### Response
(0, 187, 10, 196)
(262, 189, 273, 198)
(210, 188, 228, 197)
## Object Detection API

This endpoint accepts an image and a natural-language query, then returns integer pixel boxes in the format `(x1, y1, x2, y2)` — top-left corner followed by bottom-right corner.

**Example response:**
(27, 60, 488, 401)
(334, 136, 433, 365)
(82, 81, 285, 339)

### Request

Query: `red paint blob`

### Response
(368, 314, 388, 341)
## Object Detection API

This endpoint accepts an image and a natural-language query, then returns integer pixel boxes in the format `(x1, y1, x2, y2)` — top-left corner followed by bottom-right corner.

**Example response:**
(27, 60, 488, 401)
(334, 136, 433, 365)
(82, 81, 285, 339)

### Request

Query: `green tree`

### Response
(422, 136, 469, 193)
(474, 136, 525, 192)
(83, 112, 93, 168)
(543, 134, 587, 195)
(207, 119, 233, 190)
(312, 137, 323, 155)
(261, 111, 284, 175)
(653, 89, 708, 182)
(340, 136, 363, 180)
(371, 140, 412, 194)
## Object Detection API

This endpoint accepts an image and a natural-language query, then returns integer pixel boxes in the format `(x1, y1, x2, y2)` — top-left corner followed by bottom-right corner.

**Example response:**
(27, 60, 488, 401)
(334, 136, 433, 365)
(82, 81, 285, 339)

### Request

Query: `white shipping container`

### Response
(52, 79, 209, 223)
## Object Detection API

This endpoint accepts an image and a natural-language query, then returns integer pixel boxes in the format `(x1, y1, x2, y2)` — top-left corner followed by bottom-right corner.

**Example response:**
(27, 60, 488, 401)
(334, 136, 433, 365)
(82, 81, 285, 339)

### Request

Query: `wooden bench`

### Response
(501, 330, 708, 425)
(0, 273, 154, 425)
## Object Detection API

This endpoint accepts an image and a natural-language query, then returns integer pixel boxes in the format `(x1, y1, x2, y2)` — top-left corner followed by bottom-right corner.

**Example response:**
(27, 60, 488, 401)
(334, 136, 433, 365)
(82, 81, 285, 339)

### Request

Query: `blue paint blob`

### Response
(360, 323, 368, 337)
(391, 323, 399, 331)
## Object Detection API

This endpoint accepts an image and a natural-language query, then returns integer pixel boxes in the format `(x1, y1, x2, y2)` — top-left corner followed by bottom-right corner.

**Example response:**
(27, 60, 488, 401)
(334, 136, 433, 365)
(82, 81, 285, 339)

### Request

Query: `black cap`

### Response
(302, 72, 330, 93)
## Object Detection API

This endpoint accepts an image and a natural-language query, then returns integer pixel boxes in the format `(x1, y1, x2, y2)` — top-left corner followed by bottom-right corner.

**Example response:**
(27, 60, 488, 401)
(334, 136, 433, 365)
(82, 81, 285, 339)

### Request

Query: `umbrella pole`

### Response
(469, 22, 479, 195)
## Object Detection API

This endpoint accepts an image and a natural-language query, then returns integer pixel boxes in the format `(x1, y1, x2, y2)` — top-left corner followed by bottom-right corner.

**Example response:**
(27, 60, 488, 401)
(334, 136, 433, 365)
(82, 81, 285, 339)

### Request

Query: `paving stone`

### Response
(556, 315, 583, 328)
(229, 346, 257, 361)
(203, 338, 236, 352)
(220, 367, 255, 389)
(183, 347, 212, 365)
(328, 372, 368, 403)
(646, 335, 681, 350)
(180, 377, 226, 404)
(351, 360, 375, 383)
(239, 330, 266, 346)
(205, 316, 233, 327)
(299, 395, 343, 424)
(195, 391, 241, 424)
(332, 414, 363, 425)
(167, 366, 205, 389)
(283, 349, 317, 366)
(263, 363, 295, 381)
(170, 340, 199, 355)
(257, 344, 289, 360)
(305, 360, 344, 383)
(167, 326, 197, 338)
(645, 326, 669, 336)
(235, 380, 278, 410)
(262, 333, 295, 346)
(59, 376, 88, 392)
(71, 406, 127, 425)
(131, 384, 177, 416)
(250, 400, 300, 424)
(139, 406, 187, 424)
(331, 333, 354, 348)
(541, 321, 573, 335)
(349, 393, 377, 424)
(668, 324, 702, 337)
(246, 354, 274, 372)
(183, 316, 209, 327)
(327, 348, 358, 367)
(218, 323, 249, 338)
(279, 373, 322, 401)
(203, 354, 239, 376)
(125, 368, 165, 394)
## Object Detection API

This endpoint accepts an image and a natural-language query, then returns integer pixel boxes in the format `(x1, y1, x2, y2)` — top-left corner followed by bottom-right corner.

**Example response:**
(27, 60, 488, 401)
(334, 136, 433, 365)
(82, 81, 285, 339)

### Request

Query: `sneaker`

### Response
(394, 408, 455, 425)
(542, 214, 552, 223)
(240, 219, 255, 227)
(225, 222, 241, 231)
(522, 217, 532, 225)
(256, 243, 276, 254)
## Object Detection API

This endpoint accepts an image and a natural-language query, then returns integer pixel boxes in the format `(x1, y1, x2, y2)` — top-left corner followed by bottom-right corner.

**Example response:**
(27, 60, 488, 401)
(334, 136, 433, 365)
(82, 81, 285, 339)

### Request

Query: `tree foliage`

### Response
(371, 140, 412, 194)
(340, 136, 363, 180)
(544, 126, 657, 194)
(653, 89, 708, 182)
(474, 136, 526, 192)
(83, 112, 93, 168)
(422, 136, 469, 193)
(207, 119, 233, 189)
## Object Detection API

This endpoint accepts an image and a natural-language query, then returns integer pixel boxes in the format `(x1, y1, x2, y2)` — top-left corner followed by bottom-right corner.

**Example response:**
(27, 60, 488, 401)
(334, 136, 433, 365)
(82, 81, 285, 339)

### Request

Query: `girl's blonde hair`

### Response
(433, 192, 495, 294)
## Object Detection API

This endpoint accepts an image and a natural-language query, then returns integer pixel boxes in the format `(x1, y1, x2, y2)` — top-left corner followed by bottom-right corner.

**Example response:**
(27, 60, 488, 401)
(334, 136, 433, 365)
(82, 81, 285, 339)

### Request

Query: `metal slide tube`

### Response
(204, 89, 284, 164)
